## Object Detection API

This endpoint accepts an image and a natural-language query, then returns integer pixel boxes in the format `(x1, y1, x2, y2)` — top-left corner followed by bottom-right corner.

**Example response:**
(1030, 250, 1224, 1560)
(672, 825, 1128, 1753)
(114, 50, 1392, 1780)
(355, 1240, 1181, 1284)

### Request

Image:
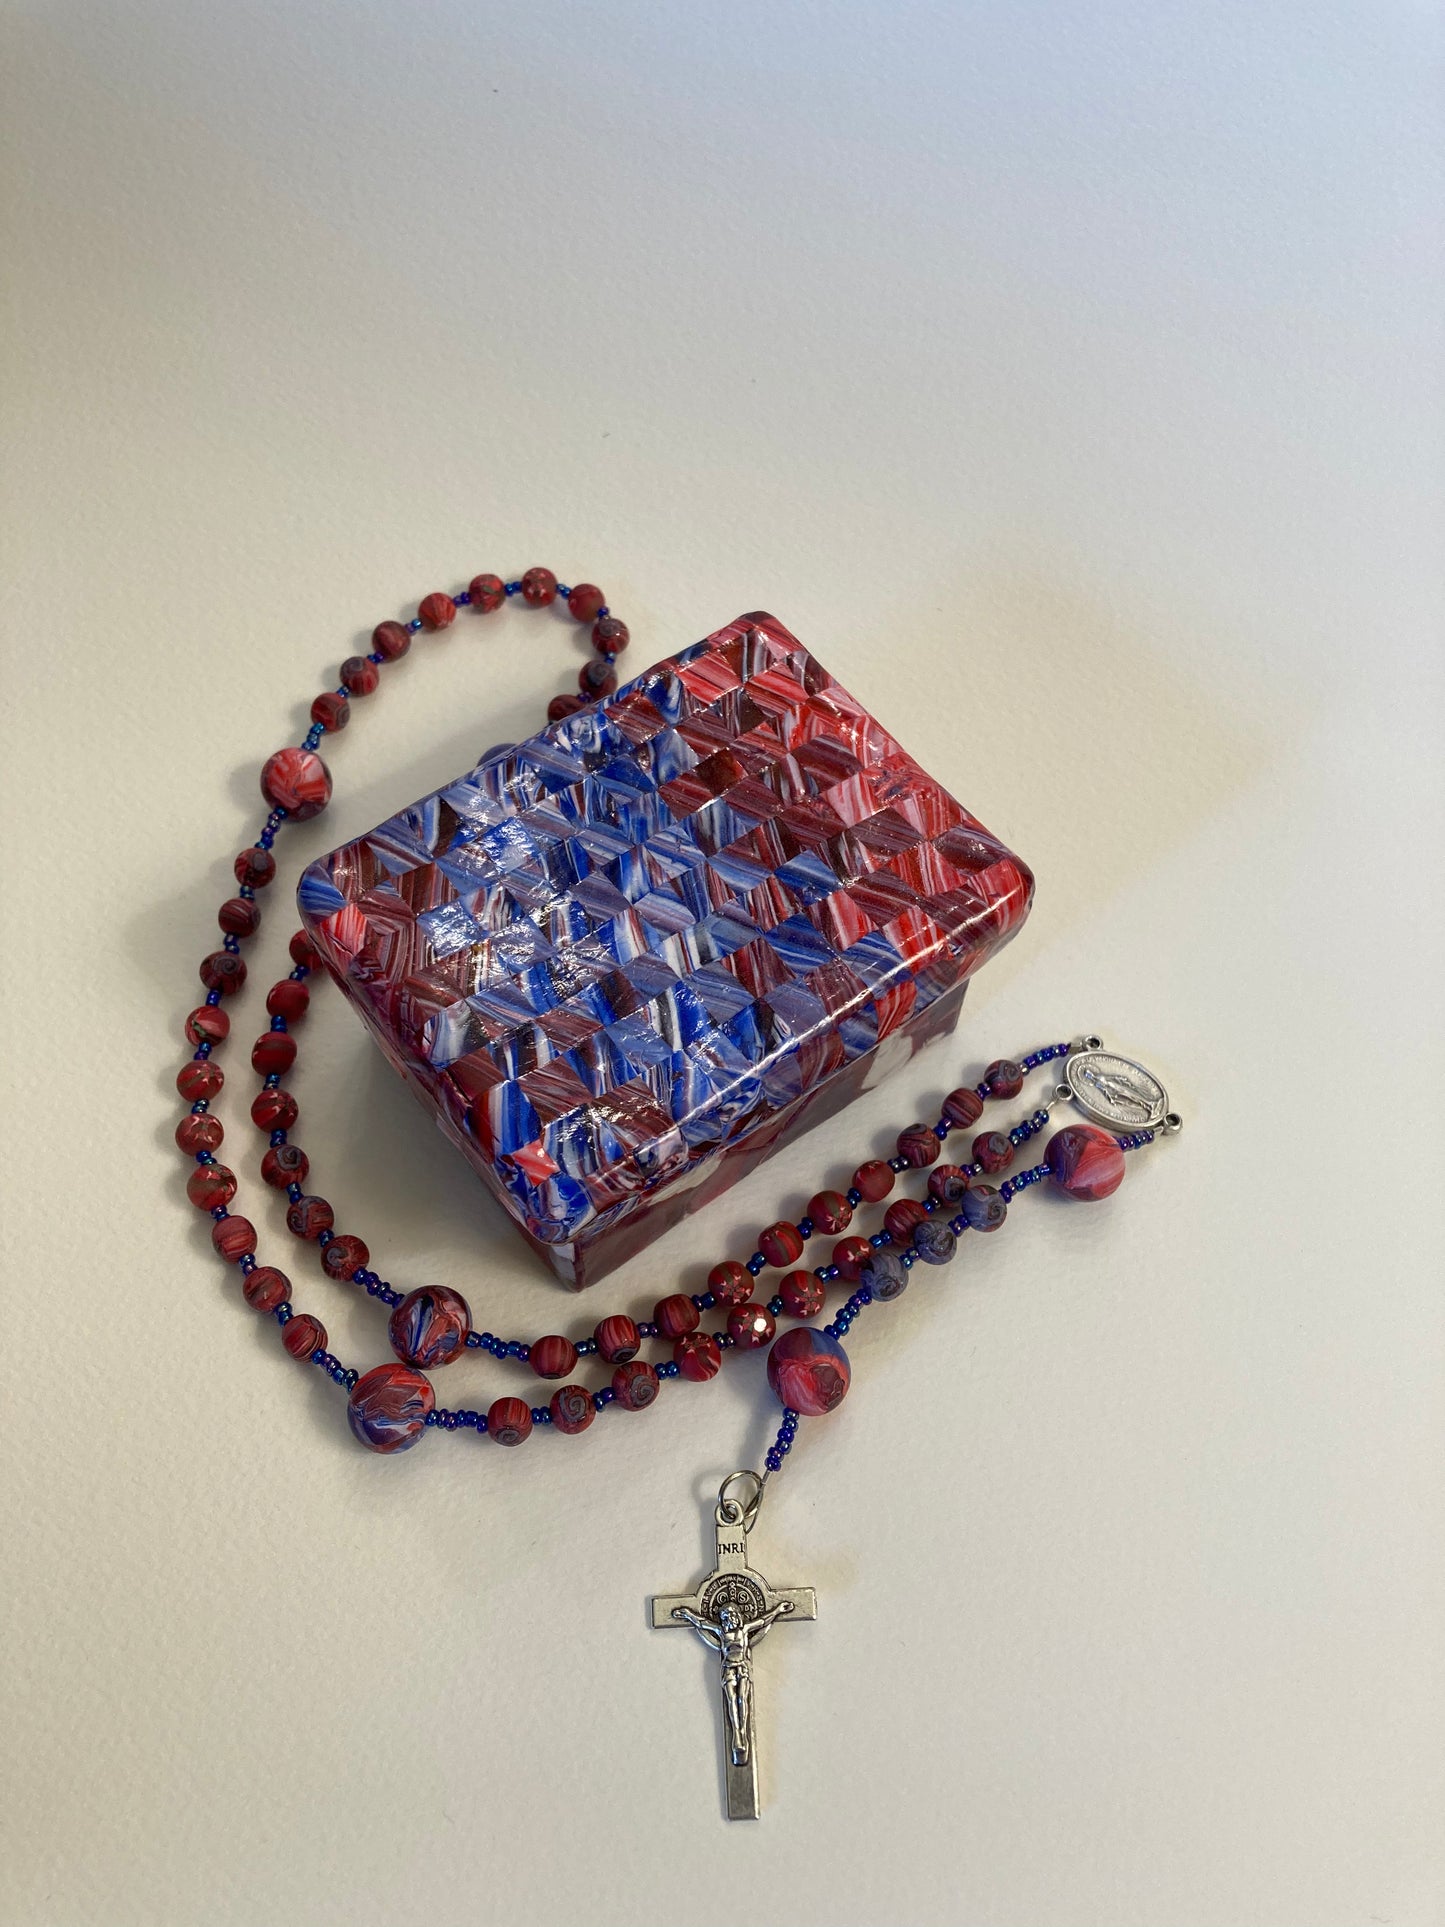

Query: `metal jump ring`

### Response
(717, 1469, 765, 1533)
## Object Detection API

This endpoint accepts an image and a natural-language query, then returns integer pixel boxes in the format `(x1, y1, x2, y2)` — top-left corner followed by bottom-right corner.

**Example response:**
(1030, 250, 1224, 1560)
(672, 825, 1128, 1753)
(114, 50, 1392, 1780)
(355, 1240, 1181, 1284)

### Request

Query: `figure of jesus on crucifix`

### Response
(670, 1596, 795, 1765)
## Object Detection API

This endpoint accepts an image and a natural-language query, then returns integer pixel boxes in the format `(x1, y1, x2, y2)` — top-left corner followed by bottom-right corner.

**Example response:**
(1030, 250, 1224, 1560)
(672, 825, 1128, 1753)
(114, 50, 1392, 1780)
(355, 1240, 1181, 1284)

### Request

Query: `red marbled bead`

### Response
(187, 1162, 236, 1211)
(177, 1060, 223, 1101)
(613, 1359, 660, 1411)
(972, 1130, 1013, 1174)
(218, 897, 260, 937)
(883, 1197, 928, 1245)
(260, 747, 331, 821)
(175, 1112, 223, 1154)
(674, 1331, 722, 1381)
(779, 1269, 826, 1319)
(251, 1032, 297, 1076)
(185, 1005, 229, 1046)
(941, 1086, 984, 1129)
(707, 1261, 752, 1306)
(896, 1123, 941, 1168)
(266, 980, 309, 1022)
(530, 1334, 578, 1380)
(388, 1284, 470, 1366)
(807, 1190, 852, 1235)
(727, 1303, 776, 1350)
(418, 592, 456, 631)
(766, 1327, 851, 1417)
(1045, 1124, 1126, 1201)
(243, 1265, 290, 1313)
(468, 573, 506, 613)
(594, 1314, 640, 1364)
(286, 1194, 334, 1241)
(852, 1160, 895, 1203)
(341, 655, 379, 695)
(348, 1363, 434, 1453)
(282, 1313, 326, 1361)
(547, 694, 585, 723)
(234, 847, 276, 888)
(321, 1233, 369, 1281)
(288, 930, 322, 969)
(928, 1162, 972, 1205)
(251, 1086, 298, 1131)
(983, 1058, 1024, 1100)
(758, 1220, 804, 1268)
(592, 615, 629, 655)
(831, 1236, 874, 1282)
(310, 691, 350, 732)
(371, 620, 411, 661)
(199, 951, 246, 995)
(487, 1396, 533, 1446)
(211, 1215, 256, 1263)
(567, 583, 605, 621)
(521, 567, 558, 607)
(549, 1383, 595, 1434)
(653, 1293, 700, 1341)
(578, 658, 617, 699)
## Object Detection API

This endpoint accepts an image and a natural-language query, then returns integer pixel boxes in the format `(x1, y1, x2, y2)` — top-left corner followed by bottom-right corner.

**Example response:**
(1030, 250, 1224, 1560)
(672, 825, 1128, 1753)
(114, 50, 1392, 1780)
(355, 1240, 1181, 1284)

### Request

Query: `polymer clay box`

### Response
(299, 613, 1033, 1286)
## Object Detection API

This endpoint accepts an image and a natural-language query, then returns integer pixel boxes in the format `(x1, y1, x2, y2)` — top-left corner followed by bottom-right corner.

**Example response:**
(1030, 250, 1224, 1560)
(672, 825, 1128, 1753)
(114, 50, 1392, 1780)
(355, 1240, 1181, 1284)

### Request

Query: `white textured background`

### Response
(2, 4, 1442, 1924)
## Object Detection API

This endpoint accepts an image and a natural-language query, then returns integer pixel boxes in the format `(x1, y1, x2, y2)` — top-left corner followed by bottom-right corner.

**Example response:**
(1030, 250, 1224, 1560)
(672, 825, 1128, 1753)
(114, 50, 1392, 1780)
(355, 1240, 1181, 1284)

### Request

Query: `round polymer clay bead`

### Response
(251, 1032, 297, 1076)
(806, 1190, 852, 1235)
(260, 747, 331, 821)
(674, 1331, 722, 1381)
(185, 1005, 230, 1047)
(199, 951, 246, 996)
(550, 1383, 595, 1433)
(282, 1312, 326, 1361)
(928, 1162, 971, 1205)
(310, 691, 349, 732)
(884, 1197, 928, 1245)
(388, 1285, 470, 1367)
(418, 591, 456, 630)
(547, 693, 585, 722)
(727, 1304, 776, 1350)
(286, 1194, 334, 1241)
(592, 616, 629, 655)
(779, 1269, 826, 1319)
(578, 658, 618, 699)
(487, 1396, 533, 1446)
(594, 1314, 640, 1364)
(371, 620, 411, 661)
(288, 930, 322, 970)
(831, 1236, 873, 1283)
(852, 1160, 895, 1203)
(613, 1360, 660, 1411)
(960, 1184, 1007, 1232)
(896, 1124, 940, 1168)
(1045, 1124, 1126, 1201)
(941, 1087, 984, 1129)
(348, 1363, 434, 1453)
(340, 654, 379, 695)
(859, 1251, 907, 1301)
(758, 1220, 805, 1268)
(320, 1233, 369, 1282)
(766, 1328, 851, 1416)
(251, 1087, 298, 1131)
(218, 897, 260, 937)
(529, 1334, 578, 1380)
(912, 1219, 956, 1265)
(211, 1215, 256, 1263)
(266, 980, 309, 1022)
(653, 1293, 700, 1341)
(972, 1131, 1013, 1175)
(177, 1061, 223, 1102)
(234, 847, 277, 888)
(242, 1265, 290, 1313)
(567, 582, 605, 622)
(186, 1163, 236, 1211)
(175, 1112, 223, 1154)
(468, 573, 506, 613)
(983, 1058, 1024, 1100)
(521, 567, 558, 607)
(707, 1261, 752, 1306)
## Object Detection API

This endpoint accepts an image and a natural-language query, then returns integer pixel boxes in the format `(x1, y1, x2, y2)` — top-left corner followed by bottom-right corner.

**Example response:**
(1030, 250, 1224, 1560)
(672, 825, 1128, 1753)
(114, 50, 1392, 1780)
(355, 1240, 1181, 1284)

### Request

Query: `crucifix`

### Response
(651, 1472, 816, 1821)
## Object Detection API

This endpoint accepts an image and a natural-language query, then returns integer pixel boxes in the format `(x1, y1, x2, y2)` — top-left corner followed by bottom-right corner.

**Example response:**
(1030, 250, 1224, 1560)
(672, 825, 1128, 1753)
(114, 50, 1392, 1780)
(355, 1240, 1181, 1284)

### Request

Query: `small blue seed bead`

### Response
(846, 1188, 863, 1207)
(767, 1296, 784, 1317)
(747, 1254, 766, 1275)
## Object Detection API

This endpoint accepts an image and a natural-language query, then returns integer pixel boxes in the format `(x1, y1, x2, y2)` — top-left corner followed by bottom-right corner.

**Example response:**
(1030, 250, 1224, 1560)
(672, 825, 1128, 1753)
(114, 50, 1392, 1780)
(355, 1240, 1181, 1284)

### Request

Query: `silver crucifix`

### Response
(651, 1471, 816, 1821)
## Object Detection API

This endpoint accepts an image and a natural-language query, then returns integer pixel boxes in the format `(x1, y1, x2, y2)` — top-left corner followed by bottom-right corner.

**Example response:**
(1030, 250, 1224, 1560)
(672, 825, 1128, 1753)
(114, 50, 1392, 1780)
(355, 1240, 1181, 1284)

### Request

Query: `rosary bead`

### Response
(282, 1312, 326, 1361)
(779, 1269, 826, 1319)
(766, 1327, 850, 1416)
(567, 583, 605, 622)
(250, 1086, 298, 1131)
(234, 847, 277, 888)
(757, 1220, 805, 1268)
(521, 567, 558, 607)
(321, 1234, 370, 1282)
(592, 615, 629, 655)
(726, 1303, 776, 1350)
(941, 1087, 984, 1129)
(175, 1112, 223, 1155)
(895, 1123, 941, 1168)
(371, 620, 411, 661)
(612, 1360, 660, 1411)
(883, 1197, 928, 1245)
(288, 930, 322, 970)
(260, 747, 331, 821)
(706, 1261, 752, 1306)
(340, 654, 379, 695)
(971, 1131, 1014, 1175)
(983, 1059, 1024, 1101)
(1044, 1124, 1126, 1201)
(960, 1185, 1007, 1232)
(674, 1330, 723, 1381)
(468, 573, 506, 613)
(177, 1060, 223, 1101)
(348, 1363, 434, 1453)
(242, 1265, 290, 1313)
(265, 979, 310, 1022)
(830, 1235, 873, 1282)
(547, 693, 586, 722)
(310, 690, 350, 732)
(858, 1251, 908, 1301)
(187, 1163, 237, 1211)
(218, 896, 261, 938)
(251, 1032, 297, 1076)
(199, 951, 247, 996)
(388, 1284, 471, 1366)
(529, 1334, 578, 1379)
(487, 1396, 533, 1445)
(928, 1162, 971, 1205)
(594, 1314, 641, 1364)
(805, 1190, 852, 1236)
(211, 1215, 257, 1263)
(852, 1160, 895, 1203)
(549, 1383, 595, 1433)
(578, 658, 618, 699)
(418, 592, 456, 631)
(286, 1194, 335, 1241)
(912, 1219, 957, 1265)
(653, 1293, 700, 1341)
(185, 1005, 230, 1047)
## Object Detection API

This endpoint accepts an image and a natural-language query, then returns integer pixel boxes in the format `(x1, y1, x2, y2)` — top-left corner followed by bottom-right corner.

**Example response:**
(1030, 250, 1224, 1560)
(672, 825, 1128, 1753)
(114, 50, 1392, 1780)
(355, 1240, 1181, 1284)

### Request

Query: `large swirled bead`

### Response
(1044, 1124, 1126, 1201)
(388, 1286, 472, 1368)
(347, 1363, 434, 1453)
(766, 1327, 851, 1416)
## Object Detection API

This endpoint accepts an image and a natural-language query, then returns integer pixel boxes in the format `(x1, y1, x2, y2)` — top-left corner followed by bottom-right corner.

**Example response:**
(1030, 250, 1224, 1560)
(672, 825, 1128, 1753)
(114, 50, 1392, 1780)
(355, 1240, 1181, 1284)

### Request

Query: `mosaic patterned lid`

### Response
(299, 613, 1033, 1281)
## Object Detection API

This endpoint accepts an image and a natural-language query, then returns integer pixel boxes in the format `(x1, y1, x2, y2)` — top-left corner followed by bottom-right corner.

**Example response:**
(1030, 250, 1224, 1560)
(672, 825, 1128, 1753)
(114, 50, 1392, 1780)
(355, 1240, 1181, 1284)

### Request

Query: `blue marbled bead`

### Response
(912, 1218, 957, 1264)
(857, 1251, 908, 1302)
(960, 1184, 1007, 1232)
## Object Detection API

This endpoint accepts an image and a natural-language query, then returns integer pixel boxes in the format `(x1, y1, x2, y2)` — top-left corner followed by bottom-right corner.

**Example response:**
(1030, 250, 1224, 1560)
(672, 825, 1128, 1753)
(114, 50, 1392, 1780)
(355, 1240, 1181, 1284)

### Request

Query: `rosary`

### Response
(173, 567, 1181, 1820)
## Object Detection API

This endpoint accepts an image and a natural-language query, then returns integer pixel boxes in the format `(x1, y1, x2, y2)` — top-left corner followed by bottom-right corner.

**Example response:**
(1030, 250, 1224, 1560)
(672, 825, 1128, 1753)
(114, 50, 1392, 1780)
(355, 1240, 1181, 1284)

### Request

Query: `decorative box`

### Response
(298, 613, 1033, 1286)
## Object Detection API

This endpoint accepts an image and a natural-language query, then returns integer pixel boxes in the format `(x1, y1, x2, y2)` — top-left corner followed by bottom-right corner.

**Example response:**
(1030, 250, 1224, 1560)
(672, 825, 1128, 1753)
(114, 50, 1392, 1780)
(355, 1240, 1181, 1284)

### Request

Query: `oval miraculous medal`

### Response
(1064, 1048, 1171, 1131)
